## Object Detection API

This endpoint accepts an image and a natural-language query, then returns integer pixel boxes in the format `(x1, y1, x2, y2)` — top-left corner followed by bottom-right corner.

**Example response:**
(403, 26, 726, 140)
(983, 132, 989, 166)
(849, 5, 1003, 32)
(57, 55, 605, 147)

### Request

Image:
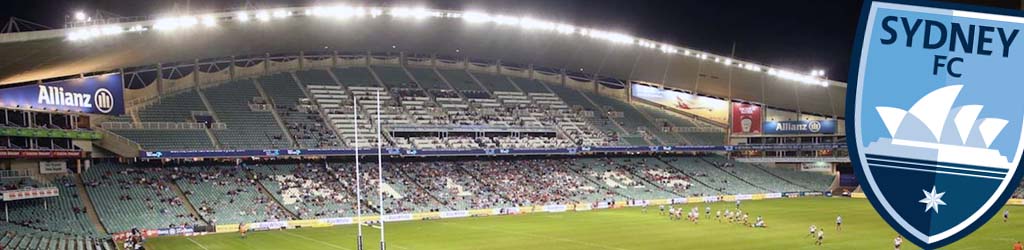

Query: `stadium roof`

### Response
(0, 6, 847, 117)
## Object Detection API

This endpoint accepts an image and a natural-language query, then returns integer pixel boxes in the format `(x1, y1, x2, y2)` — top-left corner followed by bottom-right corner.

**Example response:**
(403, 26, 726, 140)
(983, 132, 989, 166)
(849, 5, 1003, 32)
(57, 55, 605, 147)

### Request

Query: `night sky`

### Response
(0, 0, 1019, 82)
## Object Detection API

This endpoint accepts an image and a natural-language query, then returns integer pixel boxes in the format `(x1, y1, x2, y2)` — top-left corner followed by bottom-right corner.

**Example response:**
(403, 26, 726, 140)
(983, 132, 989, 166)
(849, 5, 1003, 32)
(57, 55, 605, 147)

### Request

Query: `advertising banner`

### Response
(382, 213, 414, 222)
(627, 200, 649, 207)
(319, 217, 354, 225)
(1, 187, 59, 201)
(248, 221, 288, 231)
(631, 84, 729, 124)
(801, 162, 834, 172)
(574, 204, 593, 211)
(731, 103, 762, 135)
(156, 227, 194, 236)
(0, 73, 124, 115)
(764, 193, 783, 199)
(0, 149, 83, 159)
(39, 161, 67, 174)
(492, 207, 521, 215)
(543, 204, 568, 213)
(762, 120, 837, 135)
(439, 210, 470, 219)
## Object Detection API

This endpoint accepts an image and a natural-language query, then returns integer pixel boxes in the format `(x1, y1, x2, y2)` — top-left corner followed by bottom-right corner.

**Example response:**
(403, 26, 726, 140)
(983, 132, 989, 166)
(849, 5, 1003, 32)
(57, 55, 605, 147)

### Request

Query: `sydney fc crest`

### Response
(848, 0, 1024, 248)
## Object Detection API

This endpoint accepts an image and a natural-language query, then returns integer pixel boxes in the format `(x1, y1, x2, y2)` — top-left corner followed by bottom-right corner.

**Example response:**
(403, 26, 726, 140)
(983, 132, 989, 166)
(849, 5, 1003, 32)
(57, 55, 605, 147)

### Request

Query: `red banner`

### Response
(113, 230, 158, 241)
(1, 187, 59, 201)
(0, 149, 83, 159)
(731, 103, 762, 135)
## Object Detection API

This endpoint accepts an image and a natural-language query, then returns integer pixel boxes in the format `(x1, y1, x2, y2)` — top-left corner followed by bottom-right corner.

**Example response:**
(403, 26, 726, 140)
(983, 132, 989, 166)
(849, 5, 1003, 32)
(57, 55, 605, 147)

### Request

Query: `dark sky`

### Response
(0, 0, 1019, 82)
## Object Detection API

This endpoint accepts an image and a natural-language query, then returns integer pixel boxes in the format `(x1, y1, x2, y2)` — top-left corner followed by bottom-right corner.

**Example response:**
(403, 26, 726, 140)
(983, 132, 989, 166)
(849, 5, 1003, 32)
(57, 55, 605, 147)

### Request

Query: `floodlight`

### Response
(555, 24, 574, 34)
(520, 17, 554, 31)
(462, 12, 491, 23)
(256, 11, 271, 22)
(74, 11, 87, 21)
(202, 15, 217, 27)
(236, 12, 250, 22)
(370, 8, 383, 17)
(273, 10, 290, 19)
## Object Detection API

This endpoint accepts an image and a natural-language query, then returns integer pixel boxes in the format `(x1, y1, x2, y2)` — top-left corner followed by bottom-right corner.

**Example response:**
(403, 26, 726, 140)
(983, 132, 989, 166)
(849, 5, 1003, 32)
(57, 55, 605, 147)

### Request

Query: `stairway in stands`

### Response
(74, 174, 108, 235)
(169, 181, 212, 227)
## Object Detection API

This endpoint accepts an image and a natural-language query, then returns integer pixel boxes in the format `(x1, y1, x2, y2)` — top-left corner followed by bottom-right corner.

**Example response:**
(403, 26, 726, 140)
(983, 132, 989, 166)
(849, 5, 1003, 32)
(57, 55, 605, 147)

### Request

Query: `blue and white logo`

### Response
(849, 1, 1024, 248)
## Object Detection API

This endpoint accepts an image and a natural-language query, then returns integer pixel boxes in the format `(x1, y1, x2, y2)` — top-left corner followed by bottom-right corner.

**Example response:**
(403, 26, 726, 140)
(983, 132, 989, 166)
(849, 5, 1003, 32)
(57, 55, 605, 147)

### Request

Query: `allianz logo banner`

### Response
(0, 73, 124, 115)
(763, 119, 837, 135)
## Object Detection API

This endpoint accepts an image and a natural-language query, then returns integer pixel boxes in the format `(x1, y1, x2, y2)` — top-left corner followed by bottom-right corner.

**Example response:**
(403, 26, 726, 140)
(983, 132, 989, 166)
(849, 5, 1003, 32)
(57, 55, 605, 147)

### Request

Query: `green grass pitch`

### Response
(144, 197, 1024, 250)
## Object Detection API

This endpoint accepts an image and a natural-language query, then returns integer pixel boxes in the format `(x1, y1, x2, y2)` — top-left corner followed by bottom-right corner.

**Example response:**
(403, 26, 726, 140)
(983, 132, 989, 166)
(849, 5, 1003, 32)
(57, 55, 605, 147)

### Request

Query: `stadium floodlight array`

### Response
(60, 5, 829, 87)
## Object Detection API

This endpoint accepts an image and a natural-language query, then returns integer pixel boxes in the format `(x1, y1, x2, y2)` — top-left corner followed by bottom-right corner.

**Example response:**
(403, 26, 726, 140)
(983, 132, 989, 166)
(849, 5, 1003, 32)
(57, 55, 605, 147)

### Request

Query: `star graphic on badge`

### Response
(919, 186, 947, 214)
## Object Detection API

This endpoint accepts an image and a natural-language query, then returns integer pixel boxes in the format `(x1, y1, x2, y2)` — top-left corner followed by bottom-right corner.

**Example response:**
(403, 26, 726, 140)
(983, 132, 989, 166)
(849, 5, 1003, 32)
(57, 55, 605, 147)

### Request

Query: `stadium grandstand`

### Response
(0, 1, 1021, 250)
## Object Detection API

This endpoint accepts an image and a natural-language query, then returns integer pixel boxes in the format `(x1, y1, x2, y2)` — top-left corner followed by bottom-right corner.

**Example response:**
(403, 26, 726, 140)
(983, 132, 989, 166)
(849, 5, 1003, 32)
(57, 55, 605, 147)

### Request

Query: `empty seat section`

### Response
(203, 80, 291, 149)
(332, 67, 379, 87)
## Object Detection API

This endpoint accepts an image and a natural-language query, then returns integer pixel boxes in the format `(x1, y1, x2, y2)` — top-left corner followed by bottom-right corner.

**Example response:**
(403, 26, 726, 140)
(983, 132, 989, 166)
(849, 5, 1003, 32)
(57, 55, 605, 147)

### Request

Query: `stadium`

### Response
(0, 1, 1022, 250)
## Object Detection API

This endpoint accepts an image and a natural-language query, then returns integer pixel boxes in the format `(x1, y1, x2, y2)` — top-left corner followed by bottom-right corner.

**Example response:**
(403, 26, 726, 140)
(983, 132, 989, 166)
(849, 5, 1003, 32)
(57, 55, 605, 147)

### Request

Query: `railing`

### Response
(101, 122, 225, 130)
(386, 124, 556, 133)
(0, 169, 29, 179)
(670, 126, 725, 133)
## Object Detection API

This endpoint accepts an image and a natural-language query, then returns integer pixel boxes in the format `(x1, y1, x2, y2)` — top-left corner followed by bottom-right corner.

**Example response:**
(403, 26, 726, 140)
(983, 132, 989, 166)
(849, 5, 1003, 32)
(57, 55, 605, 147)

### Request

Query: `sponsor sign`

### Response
(763, 120, 837, 134)
(734, 194, 753, 201)
(627, 200, 649, 207)
(764, 193, 783, 199)
(0, 73, 123, 115)
(0, 149, 83, 159)
(382, 213, 414, 222)
(732, 103, 763, 135)
(439, 210, 470, 219)
(319, 217, 354, 225)
(215, 224, 238, 233)
(492, 207, 521, 215)
(112, 229, 157, 241)
(156, 227, 194, 236)
(631, 84, 729, 124)
(0, 127, 102, 140)
(801, 162, 834, 172)
(574, 204, 593, 211)
(39, 161, 67, 174)
(1, 187, 59, 201)
(248, 221, 288, 231)
(543, 204, 568, 213)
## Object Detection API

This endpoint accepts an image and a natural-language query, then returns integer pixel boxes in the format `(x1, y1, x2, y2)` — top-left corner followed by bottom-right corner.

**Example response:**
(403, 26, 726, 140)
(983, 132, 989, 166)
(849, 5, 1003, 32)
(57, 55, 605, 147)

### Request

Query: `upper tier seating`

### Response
(138, 90, 206, 123)
(260, 73, 341, 148)
(371, 66, 415, 88)
(294, 69, 336, 86)
(471, 72, 519, 92)
(203, 80, 291, 149)
(333, 67, 379, 87)
(436, 69, 484, 91)
(406, 67, 450, 90)
(509, 77, 551, 93)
